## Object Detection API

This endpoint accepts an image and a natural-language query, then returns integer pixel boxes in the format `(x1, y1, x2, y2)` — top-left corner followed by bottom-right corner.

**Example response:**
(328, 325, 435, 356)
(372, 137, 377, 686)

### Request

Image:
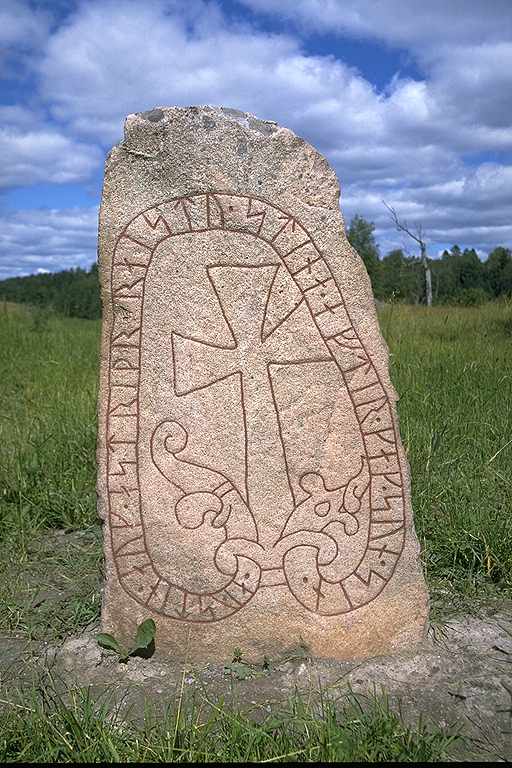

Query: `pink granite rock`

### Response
(97, 106, 428, 662)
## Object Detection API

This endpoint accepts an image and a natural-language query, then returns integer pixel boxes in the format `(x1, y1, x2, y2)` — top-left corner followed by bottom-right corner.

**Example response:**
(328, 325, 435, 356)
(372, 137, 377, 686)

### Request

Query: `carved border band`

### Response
(106, 192, 406, 622)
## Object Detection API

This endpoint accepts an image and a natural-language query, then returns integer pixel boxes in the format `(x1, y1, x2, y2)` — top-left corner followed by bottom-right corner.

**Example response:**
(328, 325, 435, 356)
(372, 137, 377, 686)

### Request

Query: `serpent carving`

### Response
(106, 192, 406, 621)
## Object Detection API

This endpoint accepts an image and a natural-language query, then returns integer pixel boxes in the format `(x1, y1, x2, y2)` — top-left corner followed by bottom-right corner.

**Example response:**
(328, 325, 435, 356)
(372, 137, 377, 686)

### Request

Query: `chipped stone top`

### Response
(103, 105, 341, 219)
(135, 105, 279, 135)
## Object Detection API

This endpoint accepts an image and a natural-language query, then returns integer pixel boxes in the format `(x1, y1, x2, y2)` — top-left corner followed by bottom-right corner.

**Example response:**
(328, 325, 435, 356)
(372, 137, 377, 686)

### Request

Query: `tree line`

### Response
(0, 263, 101, 319)
(348, 215, 512, 305)
(0, 216, 510, 319)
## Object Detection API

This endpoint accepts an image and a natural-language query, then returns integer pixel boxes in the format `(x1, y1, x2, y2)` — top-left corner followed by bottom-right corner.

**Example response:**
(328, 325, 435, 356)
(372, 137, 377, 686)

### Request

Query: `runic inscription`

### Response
(105, 192, 407, 622)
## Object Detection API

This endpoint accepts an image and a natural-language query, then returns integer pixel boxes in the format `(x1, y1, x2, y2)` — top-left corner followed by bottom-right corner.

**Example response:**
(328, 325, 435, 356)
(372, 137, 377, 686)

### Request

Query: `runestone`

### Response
(97, 106, 428, 661)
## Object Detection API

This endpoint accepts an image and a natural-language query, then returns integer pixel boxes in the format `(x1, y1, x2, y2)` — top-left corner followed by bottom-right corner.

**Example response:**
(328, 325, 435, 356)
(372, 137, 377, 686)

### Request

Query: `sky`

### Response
(1, 0, 511, 279)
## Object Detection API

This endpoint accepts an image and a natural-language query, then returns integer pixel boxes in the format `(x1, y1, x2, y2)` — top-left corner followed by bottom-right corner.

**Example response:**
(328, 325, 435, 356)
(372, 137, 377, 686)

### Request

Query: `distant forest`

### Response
(348, 215, 512, 307)
(0, 262, 101, 319)
(1, 216, 511, 320)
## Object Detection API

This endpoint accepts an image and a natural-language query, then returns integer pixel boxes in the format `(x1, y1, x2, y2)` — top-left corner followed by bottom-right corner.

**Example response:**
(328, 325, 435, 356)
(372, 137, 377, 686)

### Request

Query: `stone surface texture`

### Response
(97, 105, 428, 662)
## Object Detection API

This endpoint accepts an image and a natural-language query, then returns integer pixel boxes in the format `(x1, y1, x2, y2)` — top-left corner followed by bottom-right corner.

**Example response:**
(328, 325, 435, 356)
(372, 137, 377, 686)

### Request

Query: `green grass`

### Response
(0, 529, 102, 640)
(1, 301, 511, 638)
(0, 306, 101, 638)
(0, 301, 509, 762)
(381, 301, 512, 612)
(0, 685, 458, 763)
(0, 305, 98, 536)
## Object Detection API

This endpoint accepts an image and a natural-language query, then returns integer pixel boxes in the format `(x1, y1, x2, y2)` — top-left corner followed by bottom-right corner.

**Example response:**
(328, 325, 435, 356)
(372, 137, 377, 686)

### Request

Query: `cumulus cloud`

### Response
(0, 0, 50, 48)
(344, 163, 512, 254)
(0, 107, 102, 187)
(39, 0, 301, 142)
(0, 0, 51, 80)
(38, 0, 509, 164)
(239, 0, 512, 47)
(0, 0, 510, 276)
(242, 0, 512, 150)
(0, 206, 98, 280)
(427, 43, 512, 135)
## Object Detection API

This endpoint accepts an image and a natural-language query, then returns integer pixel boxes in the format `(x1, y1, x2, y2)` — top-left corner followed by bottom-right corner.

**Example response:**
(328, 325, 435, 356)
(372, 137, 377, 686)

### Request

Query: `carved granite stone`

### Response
(97, 106, 429, 662)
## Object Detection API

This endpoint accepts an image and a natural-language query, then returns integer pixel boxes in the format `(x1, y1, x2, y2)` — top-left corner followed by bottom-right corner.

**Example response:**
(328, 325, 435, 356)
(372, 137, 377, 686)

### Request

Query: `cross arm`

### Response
(172, 332, 240, 396)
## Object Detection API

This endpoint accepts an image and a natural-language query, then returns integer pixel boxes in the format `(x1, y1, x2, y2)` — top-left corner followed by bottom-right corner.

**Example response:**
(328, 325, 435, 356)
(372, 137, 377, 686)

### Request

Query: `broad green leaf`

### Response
(96, 633, 124, 655)
(132, 618, 156, 651)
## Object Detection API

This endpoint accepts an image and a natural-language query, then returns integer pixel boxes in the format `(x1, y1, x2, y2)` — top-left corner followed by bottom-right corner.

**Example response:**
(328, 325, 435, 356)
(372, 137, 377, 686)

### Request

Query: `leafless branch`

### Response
(382, 200, 425, 248)
(382, 200, 432, 306)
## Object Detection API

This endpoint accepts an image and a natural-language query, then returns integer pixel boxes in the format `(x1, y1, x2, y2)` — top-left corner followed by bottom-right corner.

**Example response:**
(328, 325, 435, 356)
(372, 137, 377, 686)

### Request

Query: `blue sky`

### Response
(1, 0, 511, 278)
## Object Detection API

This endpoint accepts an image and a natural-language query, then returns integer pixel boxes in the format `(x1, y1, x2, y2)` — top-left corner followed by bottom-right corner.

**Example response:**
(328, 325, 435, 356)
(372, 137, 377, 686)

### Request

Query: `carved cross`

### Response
(172, 264, 331, 548)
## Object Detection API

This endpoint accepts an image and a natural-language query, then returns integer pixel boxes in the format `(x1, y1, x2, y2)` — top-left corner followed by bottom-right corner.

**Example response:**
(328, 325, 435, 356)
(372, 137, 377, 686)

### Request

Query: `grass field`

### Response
(383, 301, 512, 610)
(0, 686, 458, 763)
(1, 300, 511, 761)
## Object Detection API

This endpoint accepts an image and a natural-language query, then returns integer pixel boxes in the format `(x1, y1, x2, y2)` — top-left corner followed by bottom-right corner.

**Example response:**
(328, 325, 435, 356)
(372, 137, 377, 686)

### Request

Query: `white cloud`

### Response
(39, 0, 302, 142)
(31, 2, 465, 162)
(0, 127, 102, 187)
(0, 0, 50, 48)
(0, 107, 102, 187)
(427, 43, 512, 134)
(0, 0, 510, 277)
(343, 163, 512, 254)
(0, 105, 36, 129)
(240, 0, 512, 154)
(37, 1, 512, 158)
(0, 206, 98, 279)
(239, 0, 512, 47)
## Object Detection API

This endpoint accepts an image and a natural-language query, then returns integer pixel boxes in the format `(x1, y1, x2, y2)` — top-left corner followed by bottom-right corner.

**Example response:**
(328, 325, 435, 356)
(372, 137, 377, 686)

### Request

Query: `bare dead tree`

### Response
(383, 201, 433, 307)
